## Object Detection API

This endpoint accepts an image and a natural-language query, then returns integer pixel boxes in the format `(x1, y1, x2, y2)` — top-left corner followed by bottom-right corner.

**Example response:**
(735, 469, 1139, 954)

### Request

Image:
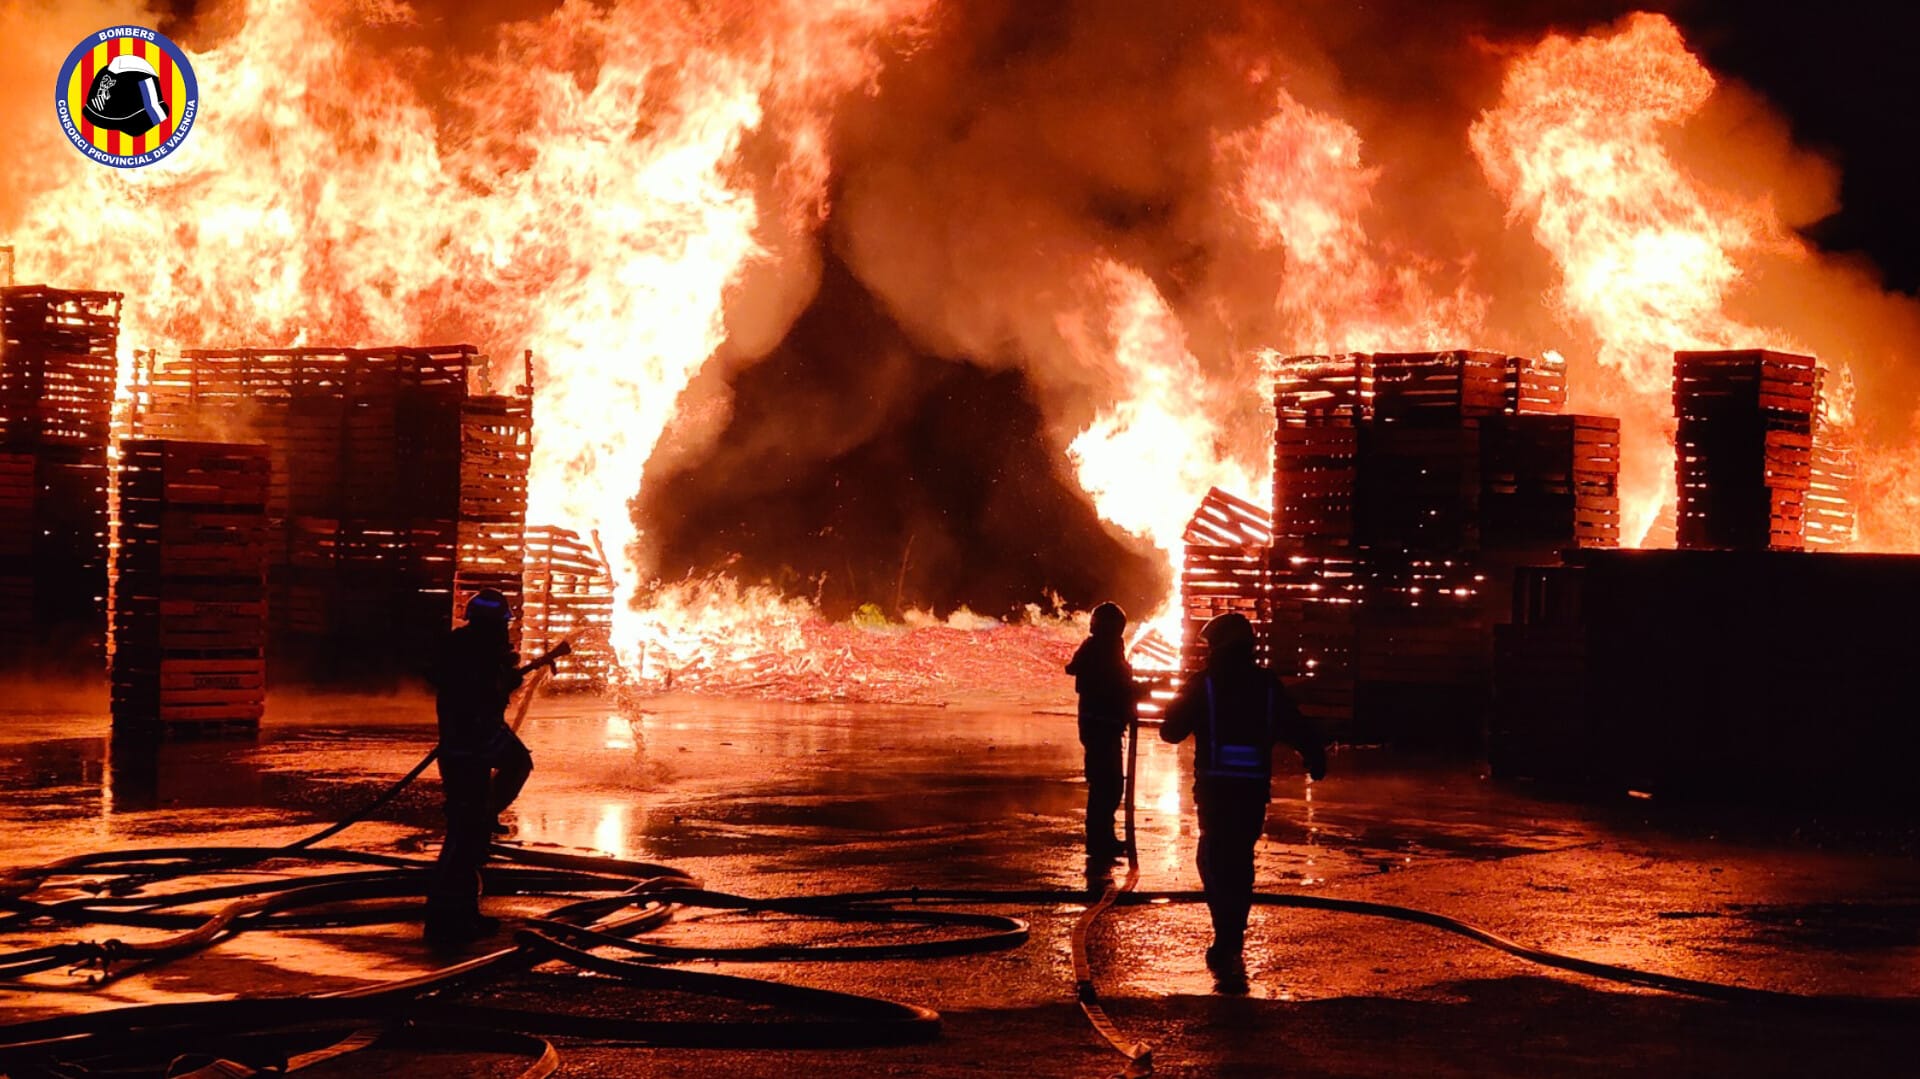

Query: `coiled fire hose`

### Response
(3, 697, 1918, 1077)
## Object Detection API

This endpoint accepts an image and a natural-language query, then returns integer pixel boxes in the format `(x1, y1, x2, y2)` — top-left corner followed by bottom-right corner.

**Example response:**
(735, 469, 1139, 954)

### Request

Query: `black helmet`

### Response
(464, 588, 513, 624)
(1089, 602, 1127, 637)
(1200, 612, 1256, 654)
(83, 55, 169, 137)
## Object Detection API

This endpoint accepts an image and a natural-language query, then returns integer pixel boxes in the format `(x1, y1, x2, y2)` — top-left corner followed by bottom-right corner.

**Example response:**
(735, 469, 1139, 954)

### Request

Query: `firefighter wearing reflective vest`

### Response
(1160, 612, 1326, 978)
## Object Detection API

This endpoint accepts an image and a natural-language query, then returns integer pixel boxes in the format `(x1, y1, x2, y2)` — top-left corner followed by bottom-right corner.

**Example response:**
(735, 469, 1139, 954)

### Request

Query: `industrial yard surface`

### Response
(2, 689, 1916, 1076)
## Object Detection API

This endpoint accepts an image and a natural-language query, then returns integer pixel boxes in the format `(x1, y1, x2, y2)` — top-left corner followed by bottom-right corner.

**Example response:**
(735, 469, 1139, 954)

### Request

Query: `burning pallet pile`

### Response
(0, 285, 121, 671)
(1268, 349, 1617, 743)
(522, 525, 617, 690)
(111, 441, 269, 738)
(1493, 347, 1865, 784)
(133, 347, 531, 682)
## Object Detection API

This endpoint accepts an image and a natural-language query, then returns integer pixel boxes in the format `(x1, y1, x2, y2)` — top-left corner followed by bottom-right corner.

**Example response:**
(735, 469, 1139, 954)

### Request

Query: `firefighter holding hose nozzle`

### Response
(424, 588, 532, 948)
(1066, 602, 1138, 863)
(1160, 612, 1326, 986)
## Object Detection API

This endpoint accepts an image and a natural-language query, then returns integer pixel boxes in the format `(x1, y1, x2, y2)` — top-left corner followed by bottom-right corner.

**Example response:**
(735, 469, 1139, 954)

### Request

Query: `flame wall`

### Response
(5, 0, 1920, 673)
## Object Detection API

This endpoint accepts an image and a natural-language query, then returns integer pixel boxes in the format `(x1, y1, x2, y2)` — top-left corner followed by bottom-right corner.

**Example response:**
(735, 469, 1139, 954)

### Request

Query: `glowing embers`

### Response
(523, 525, 617, 692)
(1673, 350, 1819, 551)
(110, 440, 269, 739)
(0, 285, 120, 671)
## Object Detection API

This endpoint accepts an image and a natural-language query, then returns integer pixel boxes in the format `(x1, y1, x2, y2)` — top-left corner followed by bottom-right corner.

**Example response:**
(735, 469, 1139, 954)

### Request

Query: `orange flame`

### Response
(7, 3, 1919, 695)
(7, 0, 934, 672)
(1061, 261, 1260, 634)
(1222, 88, 1486, 354)
(1469, 12, 1818, 544)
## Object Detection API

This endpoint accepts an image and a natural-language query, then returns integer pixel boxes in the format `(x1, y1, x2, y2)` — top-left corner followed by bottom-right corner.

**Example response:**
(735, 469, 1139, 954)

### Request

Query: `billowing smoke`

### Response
(7, 0, 1920, 652)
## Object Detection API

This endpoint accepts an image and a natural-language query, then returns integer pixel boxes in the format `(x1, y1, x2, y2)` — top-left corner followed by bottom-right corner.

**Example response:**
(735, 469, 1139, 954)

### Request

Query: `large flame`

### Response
(1469, 12, 1822, 544)
(6, 0, 934, 672)
(6, 4, 1919, 696)
(1222, 87, 1486, 355)
(1062, 260, 1257, 634)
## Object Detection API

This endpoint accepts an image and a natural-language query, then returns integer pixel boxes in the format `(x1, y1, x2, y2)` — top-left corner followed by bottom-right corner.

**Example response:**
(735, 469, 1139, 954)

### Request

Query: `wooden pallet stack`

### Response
(1179, 487, 1273, 676)
(1269, 355, 1372, 723)
(1489, 563, 1593, 782)
(1805, 367, 1857, 549)
(1490, 549, 1920, 804)
(452, 395, 532, 643)
(111, 441, 269, 739)
(1267, 349, 1616, 744)
(522, 525, 615, 690)
(135, 346, 531, 683)
(1370, 350, 1509, 422)
(1480, 414, 1621, 554)
(1673, 349, 1817, 551)
(0, 453, 33, 657)
(0, 285, 121, 670)
(1504, 351, 1567, 415)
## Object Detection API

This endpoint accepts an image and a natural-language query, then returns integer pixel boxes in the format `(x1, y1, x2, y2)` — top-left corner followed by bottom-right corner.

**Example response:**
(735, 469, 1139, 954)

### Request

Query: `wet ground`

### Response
(3, 686, 1920, 1075)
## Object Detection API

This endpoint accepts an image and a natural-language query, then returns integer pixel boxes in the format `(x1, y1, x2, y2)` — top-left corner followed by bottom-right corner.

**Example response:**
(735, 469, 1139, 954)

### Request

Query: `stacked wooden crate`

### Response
(0, 286, 121, 670)
(1179, 487, 1273, 676)
(1504, 351, 1567, 414)
(1490, 549, 1920, 804)
(1480, 414, 1621, 553)
(1267, 349, 1618, 743)
(1489, 563, 1596, 783)
(111, 441, 269, 738)
(1804, 367, 1857, 549)
(1268, 355, 1371, 723)
(136, 346, 531, 683)
(0, 454, 32, 657)
(522, 525, 614, 690)
(452, 395, 532, 644)
(1673, 349, 1816, 551)
(1356, 353, 1502, 743)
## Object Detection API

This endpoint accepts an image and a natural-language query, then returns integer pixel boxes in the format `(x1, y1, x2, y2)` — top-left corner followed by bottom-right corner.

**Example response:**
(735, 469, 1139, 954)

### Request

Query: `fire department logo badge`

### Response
(55, 25, 199, 168)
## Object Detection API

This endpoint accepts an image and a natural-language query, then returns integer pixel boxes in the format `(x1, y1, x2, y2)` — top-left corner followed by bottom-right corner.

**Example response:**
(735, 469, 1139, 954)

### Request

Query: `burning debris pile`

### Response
(1179, 488, 1274, 676)
(635, 614, 1081, 706)
(3, 4, 1920, 700)
(0, 285, 118, 671)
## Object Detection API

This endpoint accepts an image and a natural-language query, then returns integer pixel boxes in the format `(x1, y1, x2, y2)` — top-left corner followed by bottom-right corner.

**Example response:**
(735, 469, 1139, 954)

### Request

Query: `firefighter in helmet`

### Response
(424, 588, 532, 947)
(1066, 601, 1138, 861)
(1159, 612, 1326, 986)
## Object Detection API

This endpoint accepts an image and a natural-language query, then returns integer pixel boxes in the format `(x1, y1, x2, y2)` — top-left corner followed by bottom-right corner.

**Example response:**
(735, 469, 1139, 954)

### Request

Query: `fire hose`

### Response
(3, 708, 1918, 1077)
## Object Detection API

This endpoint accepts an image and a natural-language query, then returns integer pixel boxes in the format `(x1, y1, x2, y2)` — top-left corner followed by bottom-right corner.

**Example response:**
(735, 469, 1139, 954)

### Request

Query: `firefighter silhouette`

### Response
(82, 55, 168, 137)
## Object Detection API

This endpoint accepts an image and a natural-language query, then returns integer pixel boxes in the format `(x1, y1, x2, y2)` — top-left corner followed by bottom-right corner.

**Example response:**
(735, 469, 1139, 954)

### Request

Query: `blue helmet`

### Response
(464, 588, 513, 624)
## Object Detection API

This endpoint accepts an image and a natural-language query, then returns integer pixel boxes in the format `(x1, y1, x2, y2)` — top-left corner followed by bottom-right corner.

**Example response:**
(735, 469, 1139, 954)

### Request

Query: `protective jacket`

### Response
(1160, 655, 1325, 799)
(1066, 631, 1135, 740)
(432, 624, 524, 756)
